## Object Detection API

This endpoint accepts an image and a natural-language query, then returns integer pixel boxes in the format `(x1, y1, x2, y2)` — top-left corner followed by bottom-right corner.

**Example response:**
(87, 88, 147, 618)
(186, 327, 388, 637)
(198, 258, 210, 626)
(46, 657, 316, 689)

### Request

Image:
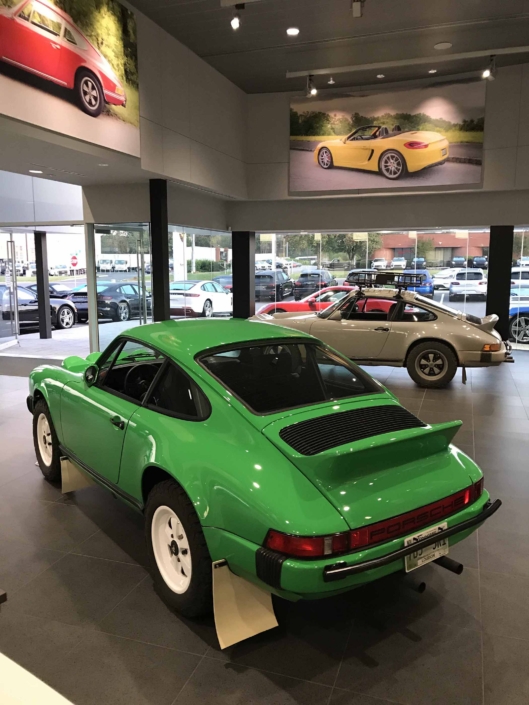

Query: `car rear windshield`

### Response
(299, 273, 323, 279)
(256, 275, 273, 282)
(198, 342, 381, 414)
(456, 272, 483, 280)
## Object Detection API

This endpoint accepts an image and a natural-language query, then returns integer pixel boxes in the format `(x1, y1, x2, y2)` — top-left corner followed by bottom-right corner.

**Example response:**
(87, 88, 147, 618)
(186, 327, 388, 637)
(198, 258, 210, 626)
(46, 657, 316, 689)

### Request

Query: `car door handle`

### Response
(110, 416, 125, 430)
(51, 43, 60, 49)
(374, 326, 390, 332)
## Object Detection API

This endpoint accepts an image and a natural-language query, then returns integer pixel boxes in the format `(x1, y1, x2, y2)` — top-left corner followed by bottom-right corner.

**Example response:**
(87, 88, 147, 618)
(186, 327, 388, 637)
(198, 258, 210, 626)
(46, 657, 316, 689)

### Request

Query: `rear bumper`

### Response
(324, 499, 501, 582)
(459, 346, 513, 366)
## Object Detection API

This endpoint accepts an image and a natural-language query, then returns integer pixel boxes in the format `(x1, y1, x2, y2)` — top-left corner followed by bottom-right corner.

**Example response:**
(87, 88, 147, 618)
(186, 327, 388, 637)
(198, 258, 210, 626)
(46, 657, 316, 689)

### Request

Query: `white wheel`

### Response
(37, 413, 53, 467)
(151, 505, 192, 594)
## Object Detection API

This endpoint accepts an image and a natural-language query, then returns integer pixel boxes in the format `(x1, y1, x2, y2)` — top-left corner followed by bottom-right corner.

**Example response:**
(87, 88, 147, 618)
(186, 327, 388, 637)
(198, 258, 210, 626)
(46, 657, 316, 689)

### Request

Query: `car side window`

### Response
(340, 297, 396, 321)
(212, 282, 225, 293)
(145, 363, 209, 420)
(121, 285, 136, 295)
(31, 5, 62, 35)
(98, 340, 164, 403)
(399, 304, 437, 323)
(203, 282, 216, 293)
(18, 2, 33, 21)
(17, 288, 36, 302)
(64, 27, 77, 45)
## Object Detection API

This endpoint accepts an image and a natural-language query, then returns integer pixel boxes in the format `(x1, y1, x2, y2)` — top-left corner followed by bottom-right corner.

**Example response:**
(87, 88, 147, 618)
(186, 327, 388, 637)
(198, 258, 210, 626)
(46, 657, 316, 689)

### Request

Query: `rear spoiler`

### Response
(466, 313, 497, 333)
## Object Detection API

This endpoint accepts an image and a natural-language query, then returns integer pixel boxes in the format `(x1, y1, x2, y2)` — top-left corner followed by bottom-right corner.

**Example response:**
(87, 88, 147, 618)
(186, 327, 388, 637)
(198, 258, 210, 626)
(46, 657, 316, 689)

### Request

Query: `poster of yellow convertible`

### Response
(290, 80, 485, 193)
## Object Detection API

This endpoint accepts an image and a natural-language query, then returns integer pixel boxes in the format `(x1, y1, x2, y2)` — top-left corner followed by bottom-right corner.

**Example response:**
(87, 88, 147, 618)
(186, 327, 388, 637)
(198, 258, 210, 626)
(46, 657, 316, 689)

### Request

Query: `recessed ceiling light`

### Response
(377, 74, 385, 79)
(428, 69, 437, 74)
(29, 169, 43, 174)
(98, 163, 109, 167)
(434, 42, 452, 50)
(286, 27, 299, 36)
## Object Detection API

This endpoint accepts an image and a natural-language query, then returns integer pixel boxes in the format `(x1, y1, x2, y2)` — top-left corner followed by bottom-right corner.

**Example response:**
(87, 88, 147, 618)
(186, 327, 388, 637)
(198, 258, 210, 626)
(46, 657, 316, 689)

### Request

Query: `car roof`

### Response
(124, 319, 312, 361)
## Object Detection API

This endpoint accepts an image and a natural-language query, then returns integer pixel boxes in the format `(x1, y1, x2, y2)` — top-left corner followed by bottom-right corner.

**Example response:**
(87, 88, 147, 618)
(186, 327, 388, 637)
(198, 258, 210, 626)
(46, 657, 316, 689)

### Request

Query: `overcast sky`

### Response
(292, 81, 486, 122)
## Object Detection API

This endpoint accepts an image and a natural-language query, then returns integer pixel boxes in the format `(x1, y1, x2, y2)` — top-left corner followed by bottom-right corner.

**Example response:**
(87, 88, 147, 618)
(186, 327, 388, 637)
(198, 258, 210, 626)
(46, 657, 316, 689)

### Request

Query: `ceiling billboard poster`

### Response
(0, 0, 139, 156)
(289, 80, 485, 194)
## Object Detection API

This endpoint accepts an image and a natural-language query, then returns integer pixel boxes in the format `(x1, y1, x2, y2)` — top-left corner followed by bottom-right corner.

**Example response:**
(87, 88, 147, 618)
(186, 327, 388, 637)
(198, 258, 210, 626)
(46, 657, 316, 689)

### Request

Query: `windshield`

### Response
(115, 260, 127, 264)
(199, 342, 380, 414)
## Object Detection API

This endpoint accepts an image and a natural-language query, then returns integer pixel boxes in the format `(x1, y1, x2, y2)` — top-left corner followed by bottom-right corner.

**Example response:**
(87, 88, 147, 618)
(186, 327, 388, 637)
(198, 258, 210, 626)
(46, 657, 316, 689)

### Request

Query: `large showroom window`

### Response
(168, 226, 232, 320)
(255, 229, 490, 322)
(510, 227, 529, 347)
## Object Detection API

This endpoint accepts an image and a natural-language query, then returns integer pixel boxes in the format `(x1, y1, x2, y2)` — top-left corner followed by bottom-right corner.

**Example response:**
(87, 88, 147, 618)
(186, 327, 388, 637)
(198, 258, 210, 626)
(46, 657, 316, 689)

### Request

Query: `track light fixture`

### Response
(231, 3, 244, 30)
(328, 76, 335, 85)
(307, 75, 317, 96)
(482, 55, 496, 80)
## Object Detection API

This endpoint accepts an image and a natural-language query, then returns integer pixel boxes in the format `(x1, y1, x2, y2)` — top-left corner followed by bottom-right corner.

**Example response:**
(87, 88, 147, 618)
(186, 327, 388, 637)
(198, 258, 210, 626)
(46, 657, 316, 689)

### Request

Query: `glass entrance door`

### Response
(0, 235, 19, 345)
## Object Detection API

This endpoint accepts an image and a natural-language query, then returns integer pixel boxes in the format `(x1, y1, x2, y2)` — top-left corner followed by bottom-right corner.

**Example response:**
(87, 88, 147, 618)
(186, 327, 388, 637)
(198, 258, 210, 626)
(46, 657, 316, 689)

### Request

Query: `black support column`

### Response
(34, 230, 51, 339)
(486, 225, 514, 340)
(232, 231, 255, 319)
(149, 179, 170, 322)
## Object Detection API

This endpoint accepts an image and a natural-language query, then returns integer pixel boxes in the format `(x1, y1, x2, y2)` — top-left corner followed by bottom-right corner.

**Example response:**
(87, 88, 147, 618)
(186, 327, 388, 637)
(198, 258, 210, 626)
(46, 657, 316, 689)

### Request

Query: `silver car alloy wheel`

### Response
(511, 316, 529, 343)
(318, 148, 332, 169)
(204, 300, 213, 317)
(415, 349, 447, 381)
(59, 307, 74, 328)
(380, 151, 404, 178)
(81, 76, 100, 110)
(118, 303, 130, 321)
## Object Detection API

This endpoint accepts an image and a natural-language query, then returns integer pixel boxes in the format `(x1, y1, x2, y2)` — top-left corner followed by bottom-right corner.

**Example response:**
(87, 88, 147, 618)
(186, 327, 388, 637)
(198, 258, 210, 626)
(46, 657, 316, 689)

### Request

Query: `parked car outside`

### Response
(255, 270, 293, 301)
(371, 258, 387, 270)
(27, 282, 71, 299)
(390, 257, 407, 269)
(48, 264, 69, 276)
(169, 280, 232, 318)
(113, 259, 129, 272)
(293, 269, 337, 300)
(433, 268, 458, 290)
(0, 0, 126, 117)
(68, 282, 152, 322)
(452, 256, 467, 268)
(449, 269, 487, 301)
(28, 319, 499, 618)
(98, 259, 114, 272)
(402, 269, 434, 297)
(473, 256, 488, 269)
(410, 257, 426, 269)
(345, 269, 375, 285)
(517, 256, 529, 267)
(258, 286, 355, 315)
(1, 284, 76, 329)
(508, 283, 529, 342)
(256, 285, 512, 387)
(511, 267, 529, 285)
(213, 275, 233, 292)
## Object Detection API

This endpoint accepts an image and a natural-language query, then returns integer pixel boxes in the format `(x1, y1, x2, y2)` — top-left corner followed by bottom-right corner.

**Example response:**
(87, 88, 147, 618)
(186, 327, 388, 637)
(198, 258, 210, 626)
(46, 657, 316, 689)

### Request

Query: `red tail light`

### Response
(451, 281, 460, 286)
(183, 293, 200, 297)
(479, 281, 486, 285)
(404, 141, 429, 149)
(99, 295, 113, 301)
(264, 480, 484, 559)
(295, 281, 302, 286)
(266, 284, 275, 290)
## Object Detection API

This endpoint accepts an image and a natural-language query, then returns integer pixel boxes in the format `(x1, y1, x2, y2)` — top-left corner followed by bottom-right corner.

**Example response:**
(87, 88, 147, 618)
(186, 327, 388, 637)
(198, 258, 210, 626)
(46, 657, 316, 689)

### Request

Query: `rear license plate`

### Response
(404, 522, 448, 572)
(441, 148, 447, 156)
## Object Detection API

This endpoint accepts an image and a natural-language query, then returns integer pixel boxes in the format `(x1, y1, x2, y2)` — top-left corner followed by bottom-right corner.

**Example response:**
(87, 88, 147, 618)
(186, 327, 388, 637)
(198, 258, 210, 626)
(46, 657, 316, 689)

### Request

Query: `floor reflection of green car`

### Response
(28, 320, 500, 617)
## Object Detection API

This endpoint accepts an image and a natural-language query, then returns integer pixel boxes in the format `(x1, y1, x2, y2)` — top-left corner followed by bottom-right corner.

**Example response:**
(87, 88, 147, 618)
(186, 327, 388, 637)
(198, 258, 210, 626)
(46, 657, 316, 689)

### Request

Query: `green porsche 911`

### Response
(28, 319, 500, 617)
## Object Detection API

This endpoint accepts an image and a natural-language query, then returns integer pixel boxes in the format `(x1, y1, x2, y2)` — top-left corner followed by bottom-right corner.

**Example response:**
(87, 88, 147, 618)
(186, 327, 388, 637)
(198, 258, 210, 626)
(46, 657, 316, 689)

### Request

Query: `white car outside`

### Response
(49, 264, 69, 276)
(448, 269, 487, 301)
(253, 286, 511, 388)
(169, 280, 232, 318)
(511, 267, 529, 284)
(371, 258, 387, 270)
(517, 256, 529, 267)
(390, 257, 407, 269)
(99, 259, 114, 272)
(433, 268, 458, 290)
(113, 259, 129, 272)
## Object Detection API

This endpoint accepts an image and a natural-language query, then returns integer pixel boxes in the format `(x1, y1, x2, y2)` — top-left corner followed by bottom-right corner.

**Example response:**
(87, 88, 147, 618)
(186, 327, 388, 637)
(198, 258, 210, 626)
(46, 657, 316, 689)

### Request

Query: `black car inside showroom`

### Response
(1, 0, 529, 703)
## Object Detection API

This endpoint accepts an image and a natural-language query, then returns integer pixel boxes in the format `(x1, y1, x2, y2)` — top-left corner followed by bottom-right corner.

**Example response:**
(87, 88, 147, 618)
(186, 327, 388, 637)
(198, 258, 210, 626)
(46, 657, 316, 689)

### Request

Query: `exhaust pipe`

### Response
(434, 556, 464, 575)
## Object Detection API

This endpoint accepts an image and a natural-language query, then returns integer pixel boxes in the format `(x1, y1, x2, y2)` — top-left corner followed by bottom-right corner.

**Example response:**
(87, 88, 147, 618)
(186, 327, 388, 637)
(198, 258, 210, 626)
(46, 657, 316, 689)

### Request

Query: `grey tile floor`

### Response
(1, 355, 529, 705)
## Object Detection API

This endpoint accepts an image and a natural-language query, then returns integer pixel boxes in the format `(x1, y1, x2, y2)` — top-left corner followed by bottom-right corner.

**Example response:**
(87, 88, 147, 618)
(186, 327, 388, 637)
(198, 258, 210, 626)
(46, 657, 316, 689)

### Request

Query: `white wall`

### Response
(137, 13, 247, 200)
(0, 171, 83, 225)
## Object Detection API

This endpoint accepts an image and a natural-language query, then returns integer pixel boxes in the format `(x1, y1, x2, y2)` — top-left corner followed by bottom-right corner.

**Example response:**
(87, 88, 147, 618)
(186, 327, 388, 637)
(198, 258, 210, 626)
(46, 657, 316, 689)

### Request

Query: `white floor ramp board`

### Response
(0, 653, 75, 705)
(212, 560, 279, 649)
(60, 457, 97, 494)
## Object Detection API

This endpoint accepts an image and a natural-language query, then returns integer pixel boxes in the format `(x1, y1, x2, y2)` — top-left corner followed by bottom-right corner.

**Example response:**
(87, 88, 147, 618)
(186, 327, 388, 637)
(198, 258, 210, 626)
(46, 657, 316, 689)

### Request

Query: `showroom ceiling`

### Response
(127, 0, 529, 93)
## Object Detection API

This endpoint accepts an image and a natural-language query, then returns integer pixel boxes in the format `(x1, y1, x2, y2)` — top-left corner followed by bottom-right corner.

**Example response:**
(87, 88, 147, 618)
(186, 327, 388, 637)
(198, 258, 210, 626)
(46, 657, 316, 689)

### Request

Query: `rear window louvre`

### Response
(279, 405, 426, 456)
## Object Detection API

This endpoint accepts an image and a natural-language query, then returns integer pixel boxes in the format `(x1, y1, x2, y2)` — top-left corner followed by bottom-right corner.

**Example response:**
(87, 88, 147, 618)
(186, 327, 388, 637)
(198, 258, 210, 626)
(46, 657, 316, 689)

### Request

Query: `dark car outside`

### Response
(473, 256, 488, 269)
(1, 285, 77, 330)
(293, 269, 337, 300)
(213, 275, 233, 292)
(410, 257, 426, 269)
(68, 282, 152, 322)
(255, 270, 293, 301)
(27, 283, 72, 299)
(345, 268, 376, 285)
(452, 256, 467, 268)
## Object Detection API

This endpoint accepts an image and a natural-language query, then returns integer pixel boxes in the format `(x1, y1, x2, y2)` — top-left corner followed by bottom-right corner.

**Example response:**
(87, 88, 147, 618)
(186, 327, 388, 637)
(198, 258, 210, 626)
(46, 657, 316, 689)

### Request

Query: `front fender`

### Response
(29, 365, 73, 443)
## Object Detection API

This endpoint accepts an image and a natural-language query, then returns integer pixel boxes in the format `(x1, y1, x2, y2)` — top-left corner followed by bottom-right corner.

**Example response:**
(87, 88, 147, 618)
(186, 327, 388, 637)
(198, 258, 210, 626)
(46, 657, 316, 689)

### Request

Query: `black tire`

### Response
(275, 286, 283, 302)
(75, 69, 104, 117)
(55, 305, 75, 330)
(406, 341, 458, 389)
(145, 480, 212, 618)
(113, 301, 130, 322)
(378, 150, 407, 180)
(202, 299, 213, 318)
(317, 147, 334, 169)
(33, 399, 62, 483)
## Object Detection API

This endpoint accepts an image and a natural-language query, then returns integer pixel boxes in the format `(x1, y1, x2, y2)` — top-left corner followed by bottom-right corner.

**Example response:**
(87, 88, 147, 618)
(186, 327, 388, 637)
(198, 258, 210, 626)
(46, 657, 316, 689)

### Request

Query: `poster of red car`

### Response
(0, 0, 139, 156)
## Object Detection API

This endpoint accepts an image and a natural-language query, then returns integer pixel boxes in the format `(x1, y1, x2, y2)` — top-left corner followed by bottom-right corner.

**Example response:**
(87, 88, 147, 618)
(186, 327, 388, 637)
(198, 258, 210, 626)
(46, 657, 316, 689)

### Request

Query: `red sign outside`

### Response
(71, 256, 78, 268)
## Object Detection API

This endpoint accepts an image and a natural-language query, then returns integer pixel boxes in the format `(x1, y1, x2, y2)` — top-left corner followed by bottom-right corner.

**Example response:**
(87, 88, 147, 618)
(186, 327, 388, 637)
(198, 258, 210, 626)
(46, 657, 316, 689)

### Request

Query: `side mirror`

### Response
(308, 297, 317, 305)
(84, 365, 99, 387)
